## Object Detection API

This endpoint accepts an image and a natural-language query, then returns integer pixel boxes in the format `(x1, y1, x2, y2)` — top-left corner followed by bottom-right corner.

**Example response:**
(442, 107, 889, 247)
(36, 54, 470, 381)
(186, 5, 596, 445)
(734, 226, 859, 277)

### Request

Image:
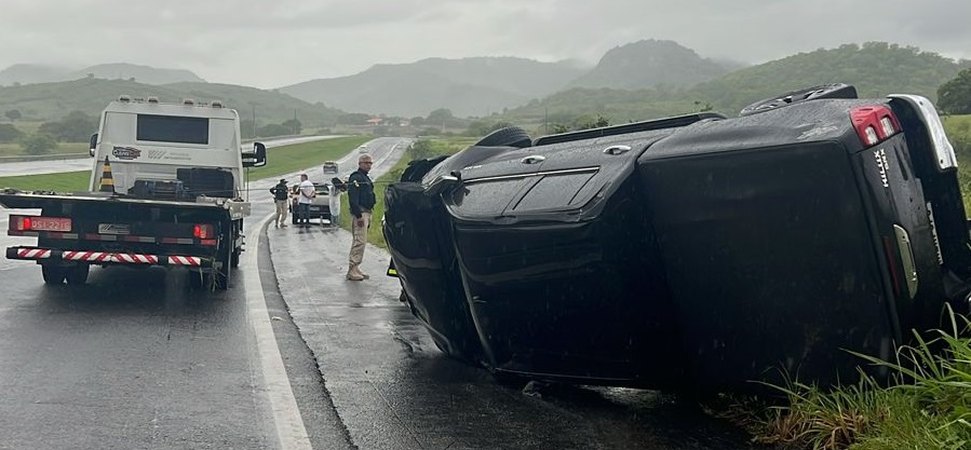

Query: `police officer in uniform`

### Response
(346, 154, 375, 281)
(269, 179, 289, 228)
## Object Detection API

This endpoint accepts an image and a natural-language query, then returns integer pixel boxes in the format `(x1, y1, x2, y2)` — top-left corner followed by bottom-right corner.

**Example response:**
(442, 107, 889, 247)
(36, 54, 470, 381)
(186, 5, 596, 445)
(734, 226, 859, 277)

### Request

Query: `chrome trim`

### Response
(603, 145, 632, 155)
(521, 155, 546, 165)
(464, 167, 600, 184)
(893, 224, 919, 299)
(888, 94, 957, 171)
(926, 202, 944, 265)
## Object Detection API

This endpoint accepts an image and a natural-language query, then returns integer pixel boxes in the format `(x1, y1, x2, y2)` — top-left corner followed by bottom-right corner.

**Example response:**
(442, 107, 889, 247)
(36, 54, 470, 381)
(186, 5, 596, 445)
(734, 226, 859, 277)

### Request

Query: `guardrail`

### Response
(0, 134, 320, 164)
(0, 153, 89, 163)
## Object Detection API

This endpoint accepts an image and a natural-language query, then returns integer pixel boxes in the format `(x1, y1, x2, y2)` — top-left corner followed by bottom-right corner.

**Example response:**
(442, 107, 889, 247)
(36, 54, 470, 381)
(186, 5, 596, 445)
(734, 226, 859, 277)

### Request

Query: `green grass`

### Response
(945, 115, 971, 211)
(0, 142, 88, 157)
(0, 136, 370, 192)
(246, 136, 370, 180)
(0, 170, 90, 192)
(720, 306, 971, 449)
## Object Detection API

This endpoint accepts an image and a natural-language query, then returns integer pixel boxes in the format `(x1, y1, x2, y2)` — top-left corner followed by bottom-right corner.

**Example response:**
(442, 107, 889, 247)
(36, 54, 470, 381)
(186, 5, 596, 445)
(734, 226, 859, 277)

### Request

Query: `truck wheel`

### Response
(65, 264, 89, 285)
(230, 248, 241, 268)
(41, 265, 66, 285)
(474, 126, 532, 148)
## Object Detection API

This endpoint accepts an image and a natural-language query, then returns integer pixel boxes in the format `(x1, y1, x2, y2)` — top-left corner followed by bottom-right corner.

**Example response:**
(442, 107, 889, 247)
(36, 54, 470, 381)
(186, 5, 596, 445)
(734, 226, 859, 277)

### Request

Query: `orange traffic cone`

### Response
(99, 156, 115, 193)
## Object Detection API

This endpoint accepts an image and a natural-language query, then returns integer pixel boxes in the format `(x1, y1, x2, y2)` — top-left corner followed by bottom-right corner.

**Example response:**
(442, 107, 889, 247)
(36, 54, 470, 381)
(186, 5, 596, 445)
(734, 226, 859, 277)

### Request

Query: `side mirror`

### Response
(88, 133, 98, 157)
(243, 142, 267, 167)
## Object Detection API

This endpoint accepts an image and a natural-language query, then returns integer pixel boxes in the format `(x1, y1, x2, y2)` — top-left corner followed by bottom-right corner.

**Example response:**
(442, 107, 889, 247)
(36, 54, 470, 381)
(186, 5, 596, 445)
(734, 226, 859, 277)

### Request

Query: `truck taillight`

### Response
(11, 216, 32, 231)
(193, 224, 214, 239)
(851, 105, 900, 147)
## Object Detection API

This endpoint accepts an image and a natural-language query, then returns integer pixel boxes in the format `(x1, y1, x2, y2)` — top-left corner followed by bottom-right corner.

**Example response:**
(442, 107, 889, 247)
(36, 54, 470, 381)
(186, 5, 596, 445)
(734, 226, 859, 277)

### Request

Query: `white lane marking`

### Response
(244, 212, 312, 450)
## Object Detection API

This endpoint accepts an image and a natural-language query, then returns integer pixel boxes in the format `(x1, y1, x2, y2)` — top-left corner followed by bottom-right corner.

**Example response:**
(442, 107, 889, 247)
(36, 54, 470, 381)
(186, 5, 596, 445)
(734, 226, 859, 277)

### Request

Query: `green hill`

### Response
(0, 78, 343, 127)
(280, 57, 587, 117)
(693, 42, 971, 114)
(568, 39, 737, 90)
(500, 42, 971, 129)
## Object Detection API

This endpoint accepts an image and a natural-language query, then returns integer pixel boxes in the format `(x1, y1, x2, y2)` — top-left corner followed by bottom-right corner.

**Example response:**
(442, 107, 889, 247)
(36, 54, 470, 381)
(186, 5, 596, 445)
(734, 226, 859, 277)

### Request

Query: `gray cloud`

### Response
(1, 0, 968, 88)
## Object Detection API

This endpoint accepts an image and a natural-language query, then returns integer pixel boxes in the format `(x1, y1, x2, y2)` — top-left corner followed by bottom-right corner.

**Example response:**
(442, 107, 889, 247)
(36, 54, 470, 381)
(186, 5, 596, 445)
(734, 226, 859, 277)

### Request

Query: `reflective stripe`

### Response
(121, 236, 156, 243)
(161, 238, 196, 245)
(17, 248, 51, 259)
(111, 253, 158, 264)
(168, 256, 202, 266)
(62, 251, 111, 262)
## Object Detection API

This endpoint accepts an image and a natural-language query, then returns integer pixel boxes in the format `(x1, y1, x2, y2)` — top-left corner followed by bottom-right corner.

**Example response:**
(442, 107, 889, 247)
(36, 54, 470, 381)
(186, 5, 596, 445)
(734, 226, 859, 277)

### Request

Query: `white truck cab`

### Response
(88, 96, 266, 200)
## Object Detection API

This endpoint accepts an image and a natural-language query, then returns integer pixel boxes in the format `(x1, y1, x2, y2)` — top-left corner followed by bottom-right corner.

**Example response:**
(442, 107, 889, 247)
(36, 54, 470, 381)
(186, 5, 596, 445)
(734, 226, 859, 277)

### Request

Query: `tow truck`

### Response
(0, 96, 267, 290)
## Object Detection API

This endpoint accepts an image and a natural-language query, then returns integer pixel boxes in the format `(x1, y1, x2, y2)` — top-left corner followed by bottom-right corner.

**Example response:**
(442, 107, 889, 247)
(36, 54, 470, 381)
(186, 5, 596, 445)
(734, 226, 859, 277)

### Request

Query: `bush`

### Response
(20, 133, 57, 155)
(38, 111, 98, 142)
(256, 123, 290, 138)
(0, 123, 24, 143)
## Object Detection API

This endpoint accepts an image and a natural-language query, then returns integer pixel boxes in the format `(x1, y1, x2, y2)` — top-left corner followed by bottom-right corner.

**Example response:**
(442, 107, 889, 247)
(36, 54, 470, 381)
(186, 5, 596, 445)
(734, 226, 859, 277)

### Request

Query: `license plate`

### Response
(32, 217, 72, 232)
(98, 223, 131, 235)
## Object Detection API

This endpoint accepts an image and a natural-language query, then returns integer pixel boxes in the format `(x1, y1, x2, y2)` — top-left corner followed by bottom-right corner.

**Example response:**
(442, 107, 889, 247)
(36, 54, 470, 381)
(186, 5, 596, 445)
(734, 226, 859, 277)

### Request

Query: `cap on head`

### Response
(279, 178, 287, 183)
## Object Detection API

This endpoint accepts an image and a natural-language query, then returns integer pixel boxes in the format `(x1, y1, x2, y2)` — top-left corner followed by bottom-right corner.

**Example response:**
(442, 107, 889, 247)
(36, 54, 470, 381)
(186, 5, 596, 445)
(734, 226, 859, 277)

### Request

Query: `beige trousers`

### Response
(274, 200, 288, 226)
(348, 211, 371, 275)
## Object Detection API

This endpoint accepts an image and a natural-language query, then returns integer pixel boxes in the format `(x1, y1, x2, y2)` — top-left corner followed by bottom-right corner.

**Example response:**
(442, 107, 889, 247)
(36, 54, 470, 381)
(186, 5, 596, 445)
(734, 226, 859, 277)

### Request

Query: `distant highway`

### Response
(0, 135, 343, 178)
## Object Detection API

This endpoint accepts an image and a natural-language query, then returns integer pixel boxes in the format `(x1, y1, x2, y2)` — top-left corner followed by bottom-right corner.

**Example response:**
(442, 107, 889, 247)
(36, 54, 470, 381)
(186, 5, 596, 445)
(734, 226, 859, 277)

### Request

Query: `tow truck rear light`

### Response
(193, 224, 214, 239)
(10, 216, 32, 231)
(9, 215, 72, 232)
(850, 105, 900, 147)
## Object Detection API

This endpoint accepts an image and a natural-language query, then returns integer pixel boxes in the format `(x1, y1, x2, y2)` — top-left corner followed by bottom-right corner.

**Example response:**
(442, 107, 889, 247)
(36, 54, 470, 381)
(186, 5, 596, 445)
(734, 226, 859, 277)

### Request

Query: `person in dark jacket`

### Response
(269, 179, 289, 228)
(346, 154, 375, 281)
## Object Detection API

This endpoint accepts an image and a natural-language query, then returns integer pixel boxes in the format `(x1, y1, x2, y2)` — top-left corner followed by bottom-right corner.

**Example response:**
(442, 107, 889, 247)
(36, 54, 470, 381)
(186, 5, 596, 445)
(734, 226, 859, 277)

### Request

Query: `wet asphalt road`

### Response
(0, 137, 397, 449)
(0, 137, 766, 449)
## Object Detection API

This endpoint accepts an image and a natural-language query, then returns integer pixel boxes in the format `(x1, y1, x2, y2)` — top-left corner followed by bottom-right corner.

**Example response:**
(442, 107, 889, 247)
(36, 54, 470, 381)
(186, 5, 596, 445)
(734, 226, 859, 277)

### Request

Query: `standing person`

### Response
(296, 173, 315, 225)
(346, 154, 375, 281)
(269, 178, 289, 228)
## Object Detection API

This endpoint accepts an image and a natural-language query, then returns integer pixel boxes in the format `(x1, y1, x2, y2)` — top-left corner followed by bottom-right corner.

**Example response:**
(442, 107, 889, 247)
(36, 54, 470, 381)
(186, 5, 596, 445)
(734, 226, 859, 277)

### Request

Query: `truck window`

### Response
(137, 114, 209, 145)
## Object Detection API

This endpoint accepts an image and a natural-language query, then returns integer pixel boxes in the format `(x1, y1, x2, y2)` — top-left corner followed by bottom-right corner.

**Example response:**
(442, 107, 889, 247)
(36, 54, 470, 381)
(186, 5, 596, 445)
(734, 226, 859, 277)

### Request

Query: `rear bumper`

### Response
(7, 246, 210, 267)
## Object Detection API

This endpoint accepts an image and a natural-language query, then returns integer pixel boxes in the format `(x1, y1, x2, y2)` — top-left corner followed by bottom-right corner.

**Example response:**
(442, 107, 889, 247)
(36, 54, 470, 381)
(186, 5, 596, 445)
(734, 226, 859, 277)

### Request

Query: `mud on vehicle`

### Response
(382, 83, 971, 392)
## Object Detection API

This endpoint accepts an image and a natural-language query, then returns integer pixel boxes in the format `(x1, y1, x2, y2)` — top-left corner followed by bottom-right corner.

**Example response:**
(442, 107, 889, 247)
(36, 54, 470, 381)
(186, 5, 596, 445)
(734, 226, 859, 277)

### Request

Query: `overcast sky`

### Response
(1, 0, 969, 89)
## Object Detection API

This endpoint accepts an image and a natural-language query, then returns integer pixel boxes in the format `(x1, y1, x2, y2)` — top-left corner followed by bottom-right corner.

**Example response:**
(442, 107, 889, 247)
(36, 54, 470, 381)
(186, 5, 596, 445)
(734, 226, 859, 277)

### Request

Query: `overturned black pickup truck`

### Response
(382, 84, 971, 392)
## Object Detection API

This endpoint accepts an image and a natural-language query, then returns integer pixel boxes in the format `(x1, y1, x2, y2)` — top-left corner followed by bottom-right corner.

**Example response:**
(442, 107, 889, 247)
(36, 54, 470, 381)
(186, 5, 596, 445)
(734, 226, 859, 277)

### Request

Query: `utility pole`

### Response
(544, 107, 549, 134)
(252, 105, 257, 138)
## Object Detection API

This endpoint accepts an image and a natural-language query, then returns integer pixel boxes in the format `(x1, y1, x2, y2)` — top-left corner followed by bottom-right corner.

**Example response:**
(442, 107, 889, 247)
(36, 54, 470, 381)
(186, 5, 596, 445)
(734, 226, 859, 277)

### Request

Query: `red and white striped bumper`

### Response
(6, 247, 207, 267)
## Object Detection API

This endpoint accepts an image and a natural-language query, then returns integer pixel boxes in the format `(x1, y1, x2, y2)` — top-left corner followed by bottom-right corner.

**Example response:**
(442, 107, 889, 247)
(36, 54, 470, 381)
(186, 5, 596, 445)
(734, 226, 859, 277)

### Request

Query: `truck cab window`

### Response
(136, 114, 209, 144)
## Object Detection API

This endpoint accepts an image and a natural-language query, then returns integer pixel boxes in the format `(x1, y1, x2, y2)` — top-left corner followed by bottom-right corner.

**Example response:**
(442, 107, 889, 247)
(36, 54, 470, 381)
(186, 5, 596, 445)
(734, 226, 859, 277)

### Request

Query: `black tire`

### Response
(41, 265, 66, 285)
(230, 248, 240, 268)
(65, 264, 89, 285)
(474, 126, 532, 148)
(421, 129, 531, 184)
(739, 83, 858, 116)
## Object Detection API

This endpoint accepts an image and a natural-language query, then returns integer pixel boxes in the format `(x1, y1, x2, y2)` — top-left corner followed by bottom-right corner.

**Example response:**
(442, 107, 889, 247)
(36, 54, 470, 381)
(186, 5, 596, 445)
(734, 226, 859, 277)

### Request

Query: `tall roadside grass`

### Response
(945, 115, 971, 211)
(737, 305, 971, 449)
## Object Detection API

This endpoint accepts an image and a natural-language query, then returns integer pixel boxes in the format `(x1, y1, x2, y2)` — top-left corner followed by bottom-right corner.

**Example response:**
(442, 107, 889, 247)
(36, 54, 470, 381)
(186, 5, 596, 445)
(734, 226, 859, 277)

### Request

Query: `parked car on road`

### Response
(290, 182, 339, 226)
(382, 83, 971, 392)
(322, 161, 339, 175)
